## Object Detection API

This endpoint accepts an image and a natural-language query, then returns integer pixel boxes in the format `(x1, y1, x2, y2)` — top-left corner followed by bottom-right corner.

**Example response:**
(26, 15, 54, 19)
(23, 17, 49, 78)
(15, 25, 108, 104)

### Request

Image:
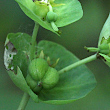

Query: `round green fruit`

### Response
(33, 2, 49, 19)
(28, 58, 49, 81)
(26, 74, 37, 90)
(46, 11, 58, 23)
(99, 43, 109, 54)
(26, 74, 42, 93)
(42, 67, 59, 89)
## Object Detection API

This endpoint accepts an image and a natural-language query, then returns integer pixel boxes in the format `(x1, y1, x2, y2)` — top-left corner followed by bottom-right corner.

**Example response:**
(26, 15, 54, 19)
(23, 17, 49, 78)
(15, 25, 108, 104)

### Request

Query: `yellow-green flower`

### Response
(15, 0, 83, 34)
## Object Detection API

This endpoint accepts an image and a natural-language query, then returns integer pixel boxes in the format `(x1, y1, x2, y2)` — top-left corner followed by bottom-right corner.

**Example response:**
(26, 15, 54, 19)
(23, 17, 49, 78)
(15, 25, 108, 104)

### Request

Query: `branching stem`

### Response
(17, 93, 30, 110)
(30, 22, 39, 61)
(58, 54, 97, 75)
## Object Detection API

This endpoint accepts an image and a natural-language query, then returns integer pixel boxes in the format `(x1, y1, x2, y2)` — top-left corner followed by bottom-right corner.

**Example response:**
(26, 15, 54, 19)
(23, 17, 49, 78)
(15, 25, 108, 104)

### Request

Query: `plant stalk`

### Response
(30, 22, 39, 61)
(17, 93, 30, 110)
(48, 4, 58, 31)
(58, 54, 97, 75)
(17, 22, 39, 110)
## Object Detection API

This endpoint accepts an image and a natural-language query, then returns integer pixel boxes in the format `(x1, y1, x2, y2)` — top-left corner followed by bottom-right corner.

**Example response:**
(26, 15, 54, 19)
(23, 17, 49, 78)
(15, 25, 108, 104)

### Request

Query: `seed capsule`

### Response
(46, 11, 58, 23)
(42, 67, 59, 89)
(26, 74, 37, 90)
(28, 58, 59, 91)
(28, 58, 49, 81)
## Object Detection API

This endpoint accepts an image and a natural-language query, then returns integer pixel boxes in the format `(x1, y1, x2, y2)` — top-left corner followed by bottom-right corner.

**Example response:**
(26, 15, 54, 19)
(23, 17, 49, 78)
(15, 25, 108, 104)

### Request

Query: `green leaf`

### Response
(99, 53, 110, 62)
(7, 33, 32, 77)
(8, 67, 39, 103)
(97, 14, 110, 66)
(4, 33, 39, 103)
(15, 0, 83, 34)
(54, 0, 83, 27)
(8, 66, 31, 92)
(99, 53, 110, 67)
(37, 40, 96, 104)
(98, 14, 110, 46)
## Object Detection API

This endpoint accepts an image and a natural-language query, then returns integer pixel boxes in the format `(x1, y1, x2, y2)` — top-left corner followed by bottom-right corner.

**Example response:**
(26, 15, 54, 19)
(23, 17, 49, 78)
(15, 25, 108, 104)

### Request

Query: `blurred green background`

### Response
(1, 0, 110, 110)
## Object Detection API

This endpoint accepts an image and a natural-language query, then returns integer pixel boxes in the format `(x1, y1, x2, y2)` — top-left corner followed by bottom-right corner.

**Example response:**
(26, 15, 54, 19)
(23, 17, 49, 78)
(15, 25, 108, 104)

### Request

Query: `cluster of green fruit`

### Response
(26, 58, 59, 93)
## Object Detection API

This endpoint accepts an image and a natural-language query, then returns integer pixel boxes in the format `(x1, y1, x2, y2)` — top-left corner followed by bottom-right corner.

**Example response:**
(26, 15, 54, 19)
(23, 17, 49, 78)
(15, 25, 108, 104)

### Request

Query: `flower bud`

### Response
(46, 11, 58, 23)
(42, 67, 59, 89)
(28, 58, 49, 81)
(99, 43, 109, 54)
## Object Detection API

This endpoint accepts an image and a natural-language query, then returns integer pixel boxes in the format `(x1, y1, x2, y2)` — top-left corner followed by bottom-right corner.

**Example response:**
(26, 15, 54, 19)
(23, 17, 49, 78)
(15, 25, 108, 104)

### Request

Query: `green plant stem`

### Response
(17, 23, 39, 110)
(58, 54, 97, 75)
(30, 22, 39, 61)
(17, 93, 30, 110)
(48, 4, 58, 32)
(51, 22, 58, 32)
(49, 4, 53, 11)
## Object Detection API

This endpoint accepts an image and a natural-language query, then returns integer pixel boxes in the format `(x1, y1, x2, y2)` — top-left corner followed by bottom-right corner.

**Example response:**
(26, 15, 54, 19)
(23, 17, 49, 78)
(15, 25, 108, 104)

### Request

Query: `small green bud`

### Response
(47, 56, 51, 65)
(39, 50, 44, 59)
(99, 43, 109, 54)
(51, 58, 59, 68)
(28, 58, 49, 81)
(42, 67, 59, 89)
(84, 46, 99, 53)
(46, 11, 58, 23)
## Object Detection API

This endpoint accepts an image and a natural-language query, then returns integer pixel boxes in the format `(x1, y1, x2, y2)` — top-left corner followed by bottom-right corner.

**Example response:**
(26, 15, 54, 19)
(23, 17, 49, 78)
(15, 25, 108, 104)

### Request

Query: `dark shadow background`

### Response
(0, 0, 110, 110)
